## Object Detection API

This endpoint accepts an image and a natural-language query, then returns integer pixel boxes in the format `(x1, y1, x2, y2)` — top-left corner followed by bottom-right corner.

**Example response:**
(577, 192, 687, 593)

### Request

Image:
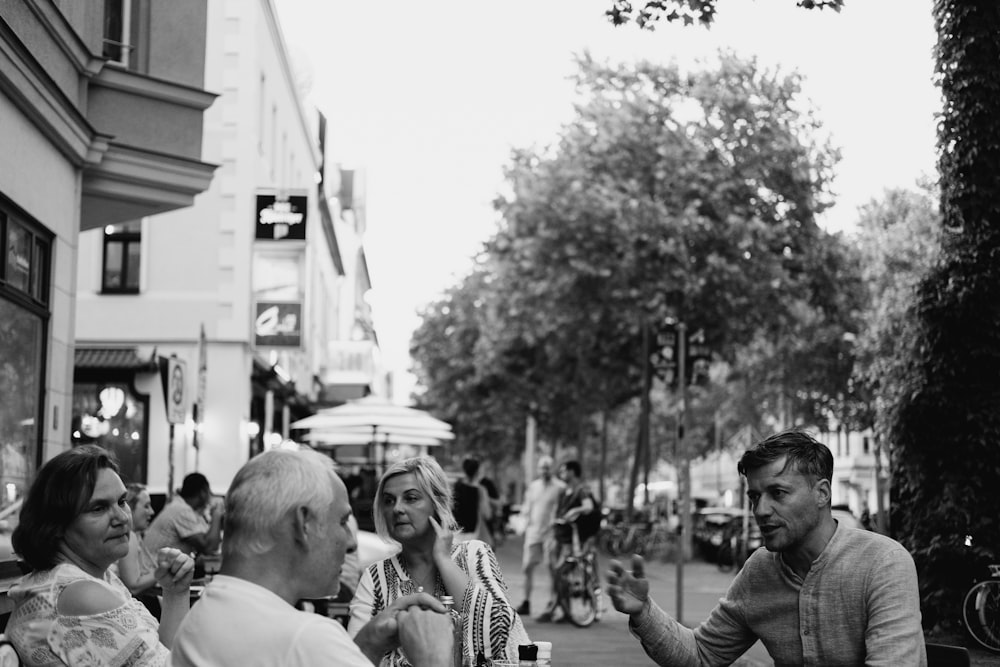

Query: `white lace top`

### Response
(6, 562, 167, 667)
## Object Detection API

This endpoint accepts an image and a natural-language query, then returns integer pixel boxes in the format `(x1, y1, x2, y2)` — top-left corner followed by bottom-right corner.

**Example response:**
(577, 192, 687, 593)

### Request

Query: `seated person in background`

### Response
(607, 430, 926, 666)
(349, 456, 529, 666)
(7, 445, 194, 666)
(114, 482, 162, 617)
(145, 472, 224, 558)
(170, 448, 453, 667)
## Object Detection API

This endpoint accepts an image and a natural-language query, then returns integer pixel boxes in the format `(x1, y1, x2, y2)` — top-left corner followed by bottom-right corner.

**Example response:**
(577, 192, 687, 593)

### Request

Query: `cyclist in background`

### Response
(539, 460, 600, 622)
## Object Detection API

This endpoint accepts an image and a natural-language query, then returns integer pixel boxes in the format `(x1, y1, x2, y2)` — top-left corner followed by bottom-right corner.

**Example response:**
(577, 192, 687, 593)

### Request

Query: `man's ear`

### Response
(814, 478, 832, 508)
(291, 505, 312, 546)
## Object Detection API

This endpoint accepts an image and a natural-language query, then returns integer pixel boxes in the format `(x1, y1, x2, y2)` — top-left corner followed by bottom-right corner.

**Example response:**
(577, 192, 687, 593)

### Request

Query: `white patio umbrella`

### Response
(300, 431, 446, 447)
(290, 396, 454, 469)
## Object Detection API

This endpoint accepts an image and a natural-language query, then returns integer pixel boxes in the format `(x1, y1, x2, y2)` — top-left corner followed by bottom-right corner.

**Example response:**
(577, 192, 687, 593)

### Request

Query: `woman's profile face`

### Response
(62, 468, 132, 572)
(131, 490, 154, 532)
(380, 472, 435, 543)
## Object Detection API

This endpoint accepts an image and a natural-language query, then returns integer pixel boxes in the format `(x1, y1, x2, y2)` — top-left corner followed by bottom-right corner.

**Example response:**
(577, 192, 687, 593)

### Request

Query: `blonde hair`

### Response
(372, 456, 456, 541)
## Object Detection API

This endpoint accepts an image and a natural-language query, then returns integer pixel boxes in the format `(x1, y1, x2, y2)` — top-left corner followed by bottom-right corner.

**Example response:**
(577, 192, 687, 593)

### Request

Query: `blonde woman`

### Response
(348, 456, 529, 666)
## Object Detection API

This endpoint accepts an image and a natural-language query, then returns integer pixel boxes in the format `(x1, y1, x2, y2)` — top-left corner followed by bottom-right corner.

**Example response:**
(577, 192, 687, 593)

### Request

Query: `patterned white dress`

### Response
(6, 562, 167, 667)
(349, 539, 529, 667)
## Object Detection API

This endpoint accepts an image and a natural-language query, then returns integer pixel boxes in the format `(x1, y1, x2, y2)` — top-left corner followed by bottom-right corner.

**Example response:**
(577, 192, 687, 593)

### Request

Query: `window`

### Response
(0, 203, 52, 576)
(102, 221, 141, 293)
(103, 0, 133, 66)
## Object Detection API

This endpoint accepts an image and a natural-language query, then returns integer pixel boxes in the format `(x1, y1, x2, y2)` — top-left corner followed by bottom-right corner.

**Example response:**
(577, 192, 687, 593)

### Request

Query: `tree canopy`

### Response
(411, 51, 860, 482)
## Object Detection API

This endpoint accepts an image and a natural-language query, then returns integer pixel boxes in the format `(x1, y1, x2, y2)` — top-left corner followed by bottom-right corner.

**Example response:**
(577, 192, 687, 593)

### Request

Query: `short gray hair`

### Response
(372, 456, 456, 541)
(223, 448, 339, 557)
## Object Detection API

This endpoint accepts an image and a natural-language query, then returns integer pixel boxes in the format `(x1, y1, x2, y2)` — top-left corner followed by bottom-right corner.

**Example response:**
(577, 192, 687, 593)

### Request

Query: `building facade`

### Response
(72, 0, 382, 497)
(0, 0, 215, 597)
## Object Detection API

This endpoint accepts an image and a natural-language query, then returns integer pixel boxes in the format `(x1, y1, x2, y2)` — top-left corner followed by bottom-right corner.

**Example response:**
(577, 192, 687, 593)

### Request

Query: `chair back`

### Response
(925, 642, 971, 667)
(0, 634, 21, 667)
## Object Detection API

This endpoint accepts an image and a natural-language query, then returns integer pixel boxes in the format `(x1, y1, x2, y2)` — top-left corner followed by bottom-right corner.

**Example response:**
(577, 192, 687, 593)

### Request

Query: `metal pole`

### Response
(676, 321, 687, 624)
(167, 423, 175, 502)
(641, 320, 652, 507)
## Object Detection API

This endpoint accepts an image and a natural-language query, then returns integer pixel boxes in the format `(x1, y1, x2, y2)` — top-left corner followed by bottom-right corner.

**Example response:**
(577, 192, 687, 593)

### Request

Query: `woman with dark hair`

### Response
(348, 456, 528, 666)
(6, 445, 194, 666)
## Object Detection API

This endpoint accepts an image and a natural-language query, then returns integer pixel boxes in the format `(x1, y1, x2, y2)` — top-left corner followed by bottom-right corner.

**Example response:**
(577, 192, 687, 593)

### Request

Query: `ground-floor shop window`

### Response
(0, 201, 51, 570)
(72, 381, 149, 484)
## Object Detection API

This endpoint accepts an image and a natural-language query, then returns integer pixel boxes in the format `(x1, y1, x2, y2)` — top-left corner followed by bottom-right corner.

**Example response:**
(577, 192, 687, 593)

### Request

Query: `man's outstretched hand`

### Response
(607, 554, 650, 616)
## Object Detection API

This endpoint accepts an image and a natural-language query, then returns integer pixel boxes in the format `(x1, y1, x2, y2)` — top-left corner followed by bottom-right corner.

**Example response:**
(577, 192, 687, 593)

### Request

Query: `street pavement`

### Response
(493, 534, 773, 666)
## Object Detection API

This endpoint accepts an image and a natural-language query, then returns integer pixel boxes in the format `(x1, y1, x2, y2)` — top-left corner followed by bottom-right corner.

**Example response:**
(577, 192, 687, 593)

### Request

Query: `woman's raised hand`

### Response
(429, 516, 453, 563)
(154, 547, 195, 595)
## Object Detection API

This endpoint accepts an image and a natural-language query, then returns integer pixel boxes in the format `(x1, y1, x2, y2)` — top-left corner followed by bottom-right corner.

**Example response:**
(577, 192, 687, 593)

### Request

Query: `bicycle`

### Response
(963, 563, 1000, 652)
(551, 520, 602, 627)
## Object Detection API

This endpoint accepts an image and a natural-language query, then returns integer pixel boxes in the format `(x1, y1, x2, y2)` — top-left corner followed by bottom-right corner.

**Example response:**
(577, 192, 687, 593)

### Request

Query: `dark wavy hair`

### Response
(737, 430, 833, 483)
(12, 445, 120, 572)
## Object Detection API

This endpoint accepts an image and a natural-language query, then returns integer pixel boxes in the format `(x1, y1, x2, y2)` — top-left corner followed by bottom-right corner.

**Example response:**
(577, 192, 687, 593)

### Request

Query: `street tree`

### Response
(888, 4, 1000, 629)
(850, 184, 941, 534)
(486, 52, 847, 507)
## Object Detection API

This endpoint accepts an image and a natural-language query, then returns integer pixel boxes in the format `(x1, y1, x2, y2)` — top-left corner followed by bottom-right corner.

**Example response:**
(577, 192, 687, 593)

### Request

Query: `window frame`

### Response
(101, 221, 142, 294)
(0, 195, 53, 580)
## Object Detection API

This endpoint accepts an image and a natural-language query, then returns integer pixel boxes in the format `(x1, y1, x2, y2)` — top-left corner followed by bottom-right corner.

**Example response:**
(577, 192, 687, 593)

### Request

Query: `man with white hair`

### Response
(515, 454, 565, 617)
(170, 449, 453, 666)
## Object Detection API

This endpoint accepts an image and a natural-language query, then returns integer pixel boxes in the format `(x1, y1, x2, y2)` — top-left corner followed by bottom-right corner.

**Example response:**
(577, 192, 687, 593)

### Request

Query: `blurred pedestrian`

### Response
(607, 430, 925, 665)
(515, 455, 565, 617)
(479, 475, 504, 545)
(452, 457, 492, 542)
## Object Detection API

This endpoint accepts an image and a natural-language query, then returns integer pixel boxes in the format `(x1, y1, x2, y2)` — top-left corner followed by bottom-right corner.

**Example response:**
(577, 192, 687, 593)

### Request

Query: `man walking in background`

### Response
(515, 455, 564, 617)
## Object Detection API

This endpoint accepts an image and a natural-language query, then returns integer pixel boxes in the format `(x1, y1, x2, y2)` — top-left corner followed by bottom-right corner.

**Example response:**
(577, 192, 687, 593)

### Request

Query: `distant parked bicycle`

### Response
(551, 520, 602, 627)
(963, 563, 1000, 652)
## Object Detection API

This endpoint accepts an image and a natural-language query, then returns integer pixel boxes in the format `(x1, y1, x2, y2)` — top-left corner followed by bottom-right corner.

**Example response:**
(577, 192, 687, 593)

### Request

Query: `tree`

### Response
(887, 3, 1000, 630)
(485, 51, 848, 490)
(409, 263, 529, 466)
(605, 0, 842, 29)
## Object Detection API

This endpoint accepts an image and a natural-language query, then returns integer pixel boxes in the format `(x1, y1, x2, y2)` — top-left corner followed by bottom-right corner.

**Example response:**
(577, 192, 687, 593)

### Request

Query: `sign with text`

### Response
(255, 194, 307, 241)
(254, 301, 302, 347)
(158, 356, 187, 424)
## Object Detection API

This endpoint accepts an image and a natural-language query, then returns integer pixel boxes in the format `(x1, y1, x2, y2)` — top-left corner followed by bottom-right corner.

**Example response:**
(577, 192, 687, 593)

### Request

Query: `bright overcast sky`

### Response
(273, 0, 939, 404)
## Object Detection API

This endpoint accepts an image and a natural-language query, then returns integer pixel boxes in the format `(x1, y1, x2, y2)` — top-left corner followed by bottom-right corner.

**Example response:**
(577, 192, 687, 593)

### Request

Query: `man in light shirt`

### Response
(170, 449, 453, 667)
(515, 455, 565, 617)
(608, 430, 925, 665)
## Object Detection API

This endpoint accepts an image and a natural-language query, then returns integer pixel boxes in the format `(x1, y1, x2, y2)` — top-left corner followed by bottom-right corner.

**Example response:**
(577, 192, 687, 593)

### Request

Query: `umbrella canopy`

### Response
(291, 396, 453, 437)
(301, 431, 445, 447)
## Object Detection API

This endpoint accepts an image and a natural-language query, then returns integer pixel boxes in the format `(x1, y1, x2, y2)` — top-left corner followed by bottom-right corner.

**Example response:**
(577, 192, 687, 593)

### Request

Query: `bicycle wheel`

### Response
(557, 558, 598, 627)
(963, 579, 1000, 652)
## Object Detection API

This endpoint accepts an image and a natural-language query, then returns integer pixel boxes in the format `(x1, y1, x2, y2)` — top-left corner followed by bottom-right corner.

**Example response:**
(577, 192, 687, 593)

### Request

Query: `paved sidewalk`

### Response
(492, 534, 772, 666)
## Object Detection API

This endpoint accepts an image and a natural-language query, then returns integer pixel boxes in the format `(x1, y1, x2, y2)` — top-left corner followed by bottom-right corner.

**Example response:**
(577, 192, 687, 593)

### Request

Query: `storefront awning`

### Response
(75, 347, 159, 371)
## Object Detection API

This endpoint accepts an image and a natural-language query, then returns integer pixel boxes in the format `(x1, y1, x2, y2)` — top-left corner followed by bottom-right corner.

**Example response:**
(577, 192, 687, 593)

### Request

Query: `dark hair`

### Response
(180, 472, 210, 499)
(462, 458, 480, 479)
(13, 445, 120, 572)
(737, 430, 833, 483)
(562, 460, 582, 478)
